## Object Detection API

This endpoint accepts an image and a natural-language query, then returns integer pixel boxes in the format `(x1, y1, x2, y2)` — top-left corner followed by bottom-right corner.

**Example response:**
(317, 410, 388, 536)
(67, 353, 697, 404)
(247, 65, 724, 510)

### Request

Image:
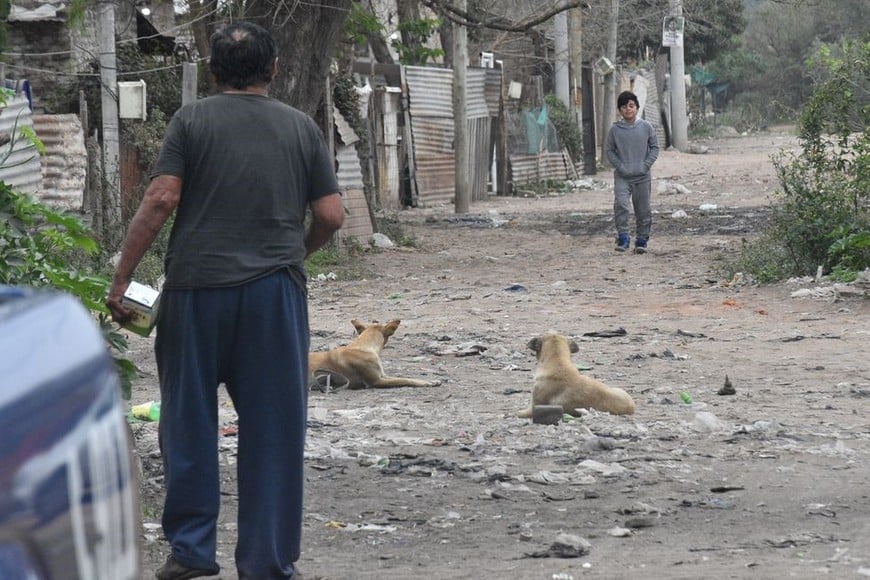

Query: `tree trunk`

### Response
(600, 0, 619, 159)
(397, 0, 422, 48)
(438, 19, 453, 64)
(185, 0, 217, 94)
(366, 30, 395, 64)
(243, 0, 353, 119)
(358, 1, 394, 64)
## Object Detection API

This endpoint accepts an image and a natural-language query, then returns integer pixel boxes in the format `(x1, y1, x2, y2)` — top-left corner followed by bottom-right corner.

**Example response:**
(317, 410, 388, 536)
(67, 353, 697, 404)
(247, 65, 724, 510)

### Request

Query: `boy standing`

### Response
(604, 90, 660, 253)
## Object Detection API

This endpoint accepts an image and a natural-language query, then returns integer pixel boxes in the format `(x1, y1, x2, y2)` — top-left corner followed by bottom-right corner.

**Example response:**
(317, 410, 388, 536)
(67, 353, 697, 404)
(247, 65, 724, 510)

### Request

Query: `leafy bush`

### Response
(392, 17, 444, 65)
(544, 94, 583, 164)
(305, 245, 343, 279)
(725, 38, 869, 281)
(0, 183, 138, 396)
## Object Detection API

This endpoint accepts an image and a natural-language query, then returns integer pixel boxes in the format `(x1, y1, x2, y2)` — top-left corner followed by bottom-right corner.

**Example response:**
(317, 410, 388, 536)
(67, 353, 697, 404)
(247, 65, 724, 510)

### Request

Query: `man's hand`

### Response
(106, 280, 134, 324)
(106, 174, 181, 325)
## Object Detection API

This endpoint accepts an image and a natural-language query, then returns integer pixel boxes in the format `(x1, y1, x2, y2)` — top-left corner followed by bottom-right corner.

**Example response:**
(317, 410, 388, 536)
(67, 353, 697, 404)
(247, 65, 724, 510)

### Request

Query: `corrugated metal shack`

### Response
(0, 81, 42, 195)
(358, 61, 586, 209)
(32, 113, 87, 209)
(0, 80, 88, 209)
(403, 65, 502, 206)
(333, 107, 374, 243)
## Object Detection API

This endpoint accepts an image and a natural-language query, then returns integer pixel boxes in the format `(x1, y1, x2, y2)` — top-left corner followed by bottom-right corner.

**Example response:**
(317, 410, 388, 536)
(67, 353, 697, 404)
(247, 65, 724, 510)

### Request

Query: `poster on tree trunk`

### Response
(662, 16, 684, 47)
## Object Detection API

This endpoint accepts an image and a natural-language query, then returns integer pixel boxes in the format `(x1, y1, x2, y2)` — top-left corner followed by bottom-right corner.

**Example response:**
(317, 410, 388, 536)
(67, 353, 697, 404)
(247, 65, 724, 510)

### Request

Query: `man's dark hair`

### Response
(209, 21, 277, 90)
(617, 91, 639, 109)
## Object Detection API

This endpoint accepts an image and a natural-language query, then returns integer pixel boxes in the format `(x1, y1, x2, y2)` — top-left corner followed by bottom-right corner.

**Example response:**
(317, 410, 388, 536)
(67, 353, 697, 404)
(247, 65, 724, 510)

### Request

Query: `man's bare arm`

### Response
(305, 193, 345, 257)
(106, 175, 182, 322)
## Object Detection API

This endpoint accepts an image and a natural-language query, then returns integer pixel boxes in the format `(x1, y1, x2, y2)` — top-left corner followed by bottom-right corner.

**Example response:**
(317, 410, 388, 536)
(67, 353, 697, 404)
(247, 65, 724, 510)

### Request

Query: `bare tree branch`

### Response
(422, 0, 584, 32)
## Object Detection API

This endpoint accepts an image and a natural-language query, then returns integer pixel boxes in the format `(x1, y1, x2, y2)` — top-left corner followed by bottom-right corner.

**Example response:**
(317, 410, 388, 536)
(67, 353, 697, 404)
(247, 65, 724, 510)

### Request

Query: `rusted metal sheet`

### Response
(120, 140, 145, 220)
(334, 106, 359, 147)
(32, 113, 86, 210)
(409, 115, 454, 204)
(411, 115, 452, 156)
(405, 66, 495, 120)
(0, 89, 42, 196)
(510, 150, 575, 186)
(469, 116, 493, 201)
(638, 70, 666, 148)
(374, 88, 401, 209)
(336, 184, 373, 244)
(404, 66, 503, 206)
(403, 66, 453, 118)
(415, 155, 455, 205)
(465, 68, 490, 119)
(336, 143, 363, 191)
(335, 145, 373, 244)
(484, 68, 502, 116)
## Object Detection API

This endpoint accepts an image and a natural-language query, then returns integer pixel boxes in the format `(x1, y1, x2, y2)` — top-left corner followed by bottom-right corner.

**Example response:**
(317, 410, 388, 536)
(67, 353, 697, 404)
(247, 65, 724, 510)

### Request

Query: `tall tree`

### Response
(184, 0, 218, 93)
(238, 1, 353, 118)
(343, 1, 395, 64)
(581, 0, 744, 64)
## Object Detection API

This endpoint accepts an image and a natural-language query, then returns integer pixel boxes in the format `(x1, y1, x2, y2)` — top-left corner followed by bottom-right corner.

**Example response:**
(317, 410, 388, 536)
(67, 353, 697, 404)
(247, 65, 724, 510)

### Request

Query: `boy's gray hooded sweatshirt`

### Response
(604, 118, 660, 184)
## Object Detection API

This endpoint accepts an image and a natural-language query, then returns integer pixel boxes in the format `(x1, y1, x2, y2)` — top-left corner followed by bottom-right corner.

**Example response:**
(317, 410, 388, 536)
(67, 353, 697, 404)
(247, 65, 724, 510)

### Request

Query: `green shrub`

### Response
(305, 244, 343, 278)
(0, 183, 138, 397)
(724, 38, 869, 282)
(544, 94, 583, 164)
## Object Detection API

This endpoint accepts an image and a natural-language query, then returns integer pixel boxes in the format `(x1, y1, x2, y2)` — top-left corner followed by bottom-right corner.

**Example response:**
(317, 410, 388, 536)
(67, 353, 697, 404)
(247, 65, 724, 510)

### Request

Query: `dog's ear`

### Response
(383, 319, 401, 337)
(351, 319, 367, 335)
(527, 337, 542, 355)
(569, 340, 579, 354)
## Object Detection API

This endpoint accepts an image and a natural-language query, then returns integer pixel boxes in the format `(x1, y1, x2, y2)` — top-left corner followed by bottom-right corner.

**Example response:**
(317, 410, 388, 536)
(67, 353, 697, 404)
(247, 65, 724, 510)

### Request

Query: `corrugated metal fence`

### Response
(404, 65, 502, 206)
(0, 83, 42, 195)
(32, 114, 87, 209)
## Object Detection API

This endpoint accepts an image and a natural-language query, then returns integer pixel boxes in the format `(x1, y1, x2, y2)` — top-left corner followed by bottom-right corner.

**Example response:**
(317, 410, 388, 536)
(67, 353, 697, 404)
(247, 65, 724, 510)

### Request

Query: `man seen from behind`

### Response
(107, 21, 344, 580)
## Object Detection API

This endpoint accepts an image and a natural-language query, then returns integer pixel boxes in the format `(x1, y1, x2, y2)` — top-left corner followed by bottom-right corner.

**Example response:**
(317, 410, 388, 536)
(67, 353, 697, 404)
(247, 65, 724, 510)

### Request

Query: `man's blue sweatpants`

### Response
(155, 269, 309, 579)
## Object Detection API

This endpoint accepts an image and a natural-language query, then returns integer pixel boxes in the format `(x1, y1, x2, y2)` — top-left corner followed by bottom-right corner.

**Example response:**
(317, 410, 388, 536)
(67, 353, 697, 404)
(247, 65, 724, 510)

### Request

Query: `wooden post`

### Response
(182, 62, 198, 106)
(398, 67, 419, 207)
(495, 66, 509, 196)
(79, 90, 90, 213)
(98, 0, 121, 233)
(554, 11, 569, 107)
(569, 8, 583, 129)
(452, 0, 469, 214)
(668, 0, 688, 150)
(581, 64, 597, 175)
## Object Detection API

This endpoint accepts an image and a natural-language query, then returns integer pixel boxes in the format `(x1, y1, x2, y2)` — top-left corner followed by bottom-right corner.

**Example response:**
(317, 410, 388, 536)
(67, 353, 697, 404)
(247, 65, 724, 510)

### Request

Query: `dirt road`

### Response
(132, 128, 870, 579)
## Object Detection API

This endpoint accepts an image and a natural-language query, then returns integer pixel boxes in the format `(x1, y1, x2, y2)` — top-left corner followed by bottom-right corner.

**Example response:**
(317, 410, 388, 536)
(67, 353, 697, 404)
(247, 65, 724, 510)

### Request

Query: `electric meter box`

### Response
(118, 80, 147, 120)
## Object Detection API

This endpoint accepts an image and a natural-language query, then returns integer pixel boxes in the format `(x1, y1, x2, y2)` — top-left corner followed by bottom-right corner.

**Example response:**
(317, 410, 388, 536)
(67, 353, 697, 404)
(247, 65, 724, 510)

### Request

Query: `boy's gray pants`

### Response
(613, 176, 652, 239)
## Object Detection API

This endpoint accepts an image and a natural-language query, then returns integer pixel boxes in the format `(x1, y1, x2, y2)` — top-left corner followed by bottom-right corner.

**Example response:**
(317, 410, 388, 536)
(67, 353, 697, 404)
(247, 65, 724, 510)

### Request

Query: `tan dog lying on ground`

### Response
(518, 331, 635, 417)
(309, 319, 441, 389)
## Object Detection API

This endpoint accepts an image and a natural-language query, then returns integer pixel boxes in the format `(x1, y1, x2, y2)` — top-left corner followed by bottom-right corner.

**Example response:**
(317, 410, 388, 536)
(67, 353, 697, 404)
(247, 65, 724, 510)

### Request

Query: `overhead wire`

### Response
(2, 1, 220, 60)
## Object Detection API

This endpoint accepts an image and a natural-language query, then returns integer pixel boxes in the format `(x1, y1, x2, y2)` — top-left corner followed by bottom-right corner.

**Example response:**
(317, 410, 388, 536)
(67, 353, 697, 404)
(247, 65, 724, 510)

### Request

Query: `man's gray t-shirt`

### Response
(152, 93, 339, 290)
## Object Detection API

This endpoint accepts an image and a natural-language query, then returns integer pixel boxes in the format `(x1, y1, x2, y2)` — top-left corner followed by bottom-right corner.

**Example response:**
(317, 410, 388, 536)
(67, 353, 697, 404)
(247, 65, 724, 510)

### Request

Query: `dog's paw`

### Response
(425, 379, 443, 387)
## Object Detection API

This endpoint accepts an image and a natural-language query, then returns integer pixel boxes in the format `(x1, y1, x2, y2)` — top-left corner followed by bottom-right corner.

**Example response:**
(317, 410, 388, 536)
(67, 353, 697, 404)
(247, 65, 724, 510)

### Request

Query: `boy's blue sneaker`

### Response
(615, 234, 630, 252)
(634, 237, 648, 254)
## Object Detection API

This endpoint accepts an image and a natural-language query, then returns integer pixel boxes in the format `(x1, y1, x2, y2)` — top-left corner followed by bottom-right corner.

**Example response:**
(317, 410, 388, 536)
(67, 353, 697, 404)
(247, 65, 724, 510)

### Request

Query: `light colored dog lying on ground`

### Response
(309, 319, 441, 389)
(518, 331, 635, 417)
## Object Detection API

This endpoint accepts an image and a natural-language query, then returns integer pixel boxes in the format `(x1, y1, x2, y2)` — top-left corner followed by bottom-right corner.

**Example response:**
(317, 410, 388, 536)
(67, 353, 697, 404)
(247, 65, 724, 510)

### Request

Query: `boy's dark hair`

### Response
(617, 91, 639, 109)
(209, 22, 277, 90)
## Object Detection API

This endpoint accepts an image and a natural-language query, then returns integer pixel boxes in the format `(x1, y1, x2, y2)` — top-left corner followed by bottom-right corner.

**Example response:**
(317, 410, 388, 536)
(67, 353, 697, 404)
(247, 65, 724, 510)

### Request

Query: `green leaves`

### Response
(729, 38, 869, 282)
(392, 17, 444, 65)
(0, 182, 140, 398)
